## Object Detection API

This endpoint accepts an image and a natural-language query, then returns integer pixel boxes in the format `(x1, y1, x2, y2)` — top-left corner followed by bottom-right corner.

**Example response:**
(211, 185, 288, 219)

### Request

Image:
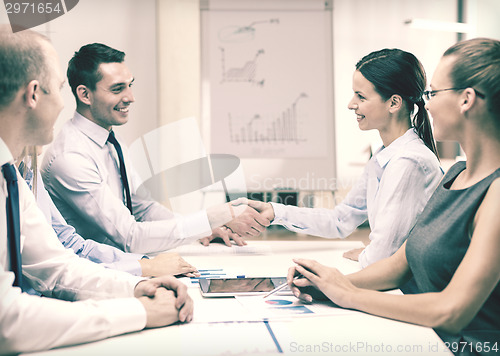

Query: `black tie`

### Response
(107, 131, 133, 214)
(2, 163, 22, 288)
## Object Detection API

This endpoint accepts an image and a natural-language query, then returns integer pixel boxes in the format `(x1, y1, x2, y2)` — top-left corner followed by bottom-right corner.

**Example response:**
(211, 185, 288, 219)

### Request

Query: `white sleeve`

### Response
(0, 288, 145, 354)
(358, 157, 435, 267)
(0, 175, 147, 354)
(46, 151, 211, 254)
(270, 166, 369, 238)
(49, 189, 143, 276)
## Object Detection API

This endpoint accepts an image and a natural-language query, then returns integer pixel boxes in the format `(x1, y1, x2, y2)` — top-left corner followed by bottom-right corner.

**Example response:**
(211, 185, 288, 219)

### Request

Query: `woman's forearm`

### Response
(347, 288, 459, 333)
(348, 242, 412, 291)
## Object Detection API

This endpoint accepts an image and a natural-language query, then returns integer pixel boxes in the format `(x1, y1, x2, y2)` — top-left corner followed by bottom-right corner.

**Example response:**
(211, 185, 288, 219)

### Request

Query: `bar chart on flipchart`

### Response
(227, 92, 308, 145)
(201, 0, 336, 193)
(202, 0, 335, 161)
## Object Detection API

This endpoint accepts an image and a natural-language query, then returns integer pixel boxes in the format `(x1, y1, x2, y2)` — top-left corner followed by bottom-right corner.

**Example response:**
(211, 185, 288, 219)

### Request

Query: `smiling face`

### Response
(347, 70, 392, 134)
(85, 62, 135, 130)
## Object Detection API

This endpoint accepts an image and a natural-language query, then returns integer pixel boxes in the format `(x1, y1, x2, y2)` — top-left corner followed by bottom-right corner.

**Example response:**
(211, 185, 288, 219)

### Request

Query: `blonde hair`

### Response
(444, 38, 500, 122)
(0, 25, 51, 108)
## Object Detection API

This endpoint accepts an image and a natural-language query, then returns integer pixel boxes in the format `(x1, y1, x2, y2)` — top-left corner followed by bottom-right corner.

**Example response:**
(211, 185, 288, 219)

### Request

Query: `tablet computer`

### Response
(199, 277, 290, 297)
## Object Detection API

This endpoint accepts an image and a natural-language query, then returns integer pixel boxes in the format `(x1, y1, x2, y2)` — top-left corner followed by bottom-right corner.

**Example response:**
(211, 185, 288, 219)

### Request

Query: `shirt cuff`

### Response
(98, 297, 147, 336)
(358, 248, 369, 269)
(269, 202, 286, 225)
(177, 210, 212, 239)
(111, 257, 143, 276)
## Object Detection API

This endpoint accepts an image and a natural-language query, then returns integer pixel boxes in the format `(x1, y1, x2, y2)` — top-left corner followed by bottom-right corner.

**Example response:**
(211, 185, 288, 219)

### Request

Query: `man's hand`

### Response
(226, 199, 271, 236)
(135, 275, 193, 327)
(139, 252, 199, 277)
(206, 198, 271, 237)
(138, 288, 183, 328)
(199, 226, 247, 247)
(246, 199, 275, 221)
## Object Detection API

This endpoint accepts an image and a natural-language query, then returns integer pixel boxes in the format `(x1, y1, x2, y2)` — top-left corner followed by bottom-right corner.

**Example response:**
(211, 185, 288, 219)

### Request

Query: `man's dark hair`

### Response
(67, 43, 125, 102)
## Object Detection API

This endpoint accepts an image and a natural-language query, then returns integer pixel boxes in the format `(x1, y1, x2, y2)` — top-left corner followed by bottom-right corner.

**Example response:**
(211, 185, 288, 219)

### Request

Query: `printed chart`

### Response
(204, 9, 332, 158)
(228, 93, 308, 145)
(220, 47, 265, 86)
(236, 295, 352, 320)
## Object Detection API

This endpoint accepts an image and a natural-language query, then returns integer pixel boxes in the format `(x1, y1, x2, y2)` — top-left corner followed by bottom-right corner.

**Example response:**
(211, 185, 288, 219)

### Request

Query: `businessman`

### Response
(0, 26, 192, 354)
(20, 146, 198, 277)
(42, 43, 270, 254)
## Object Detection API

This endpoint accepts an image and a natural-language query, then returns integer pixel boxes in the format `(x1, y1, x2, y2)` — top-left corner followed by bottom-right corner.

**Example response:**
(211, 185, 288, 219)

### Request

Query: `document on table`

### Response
(235, 295, 352, 320)
(191, 294, 260, 323)
(171, 241, 272, 255)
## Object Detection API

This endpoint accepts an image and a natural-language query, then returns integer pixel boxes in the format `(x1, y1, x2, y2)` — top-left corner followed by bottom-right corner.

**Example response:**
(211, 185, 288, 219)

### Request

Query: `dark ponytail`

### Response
(356, 49, 439, 159)
(414, 99, 438, 158)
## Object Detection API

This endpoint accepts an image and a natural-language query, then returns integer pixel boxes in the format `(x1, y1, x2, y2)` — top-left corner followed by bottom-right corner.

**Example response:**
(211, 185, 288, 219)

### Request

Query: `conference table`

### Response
(26, 233, 452, 355)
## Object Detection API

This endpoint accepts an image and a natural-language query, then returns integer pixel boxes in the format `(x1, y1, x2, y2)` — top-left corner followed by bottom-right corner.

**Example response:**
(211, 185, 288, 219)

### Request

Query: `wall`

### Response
(0, 0, 158, 146)
(157, 0, 500, 213)
(2, 0, 499, 213)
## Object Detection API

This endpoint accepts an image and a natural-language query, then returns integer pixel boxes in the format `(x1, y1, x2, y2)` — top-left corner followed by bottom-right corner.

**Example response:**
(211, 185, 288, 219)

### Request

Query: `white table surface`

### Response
(24, 240, 452, 355)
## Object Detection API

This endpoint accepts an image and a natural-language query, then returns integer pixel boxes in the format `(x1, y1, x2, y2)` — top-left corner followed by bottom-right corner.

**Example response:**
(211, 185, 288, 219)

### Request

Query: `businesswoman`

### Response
(250, 48, 442, 267)
(289, 38, 500, 355)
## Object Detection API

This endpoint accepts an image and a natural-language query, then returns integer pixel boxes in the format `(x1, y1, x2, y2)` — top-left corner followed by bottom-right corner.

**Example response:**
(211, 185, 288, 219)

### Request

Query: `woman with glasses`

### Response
(250, 48, 443, 268)
(287, 38, 500, 355)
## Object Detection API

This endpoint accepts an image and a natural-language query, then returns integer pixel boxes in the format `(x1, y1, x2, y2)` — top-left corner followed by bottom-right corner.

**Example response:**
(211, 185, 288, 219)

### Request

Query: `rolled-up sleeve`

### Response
(270, 165, 370, 238)
(358, 157, 440, 267)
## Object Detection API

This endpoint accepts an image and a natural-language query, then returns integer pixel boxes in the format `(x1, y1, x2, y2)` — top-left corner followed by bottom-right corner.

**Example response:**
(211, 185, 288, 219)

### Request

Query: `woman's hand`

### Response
(289, 258, 359, 308)
(343, 247, 365, 261)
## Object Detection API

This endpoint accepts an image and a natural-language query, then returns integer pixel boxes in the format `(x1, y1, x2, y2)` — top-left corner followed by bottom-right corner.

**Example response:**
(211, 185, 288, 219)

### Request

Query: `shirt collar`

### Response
(72, 111, 111, 148)
(374, 128, 420, 168)
(0, 137, 14, 167)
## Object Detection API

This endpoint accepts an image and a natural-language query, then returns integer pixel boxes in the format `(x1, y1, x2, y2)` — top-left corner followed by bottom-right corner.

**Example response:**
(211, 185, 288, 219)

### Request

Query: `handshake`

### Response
(200, 198, 277, 246)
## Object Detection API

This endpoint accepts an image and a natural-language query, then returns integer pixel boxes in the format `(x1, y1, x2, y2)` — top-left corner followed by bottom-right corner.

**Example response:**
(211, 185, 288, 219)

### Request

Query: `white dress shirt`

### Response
(24, 167, 144, 275)
(0, 138, 146, 354)
(271, 129, 443, 267)
(41, 112, 212, 254)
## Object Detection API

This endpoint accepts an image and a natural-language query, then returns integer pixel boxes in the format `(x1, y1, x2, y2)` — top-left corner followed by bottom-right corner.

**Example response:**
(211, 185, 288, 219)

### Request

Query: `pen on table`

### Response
(262, 274, 303, 299)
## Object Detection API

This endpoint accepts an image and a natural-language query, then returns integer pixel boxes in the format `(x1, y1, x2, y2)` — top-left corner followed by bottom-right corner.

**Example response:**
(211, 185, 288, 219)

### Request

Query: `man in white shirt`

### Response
(42, 43, 269, 254)
(0, 26, 192, 354)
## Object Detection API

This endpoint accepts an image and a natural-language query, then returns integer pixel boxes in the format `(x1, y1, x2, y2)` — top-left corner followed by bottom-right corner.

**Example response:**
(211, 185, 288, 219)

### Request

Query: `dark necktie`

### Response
(107, 131, 133, 214)
(2, 163, 22, 288)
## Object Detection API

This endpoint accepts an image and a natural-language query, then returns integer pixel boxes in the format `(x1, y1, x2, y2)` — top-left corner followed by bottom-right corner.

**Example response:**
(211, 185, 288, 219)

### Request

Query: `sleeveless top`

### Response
(406, 161, 500, 355)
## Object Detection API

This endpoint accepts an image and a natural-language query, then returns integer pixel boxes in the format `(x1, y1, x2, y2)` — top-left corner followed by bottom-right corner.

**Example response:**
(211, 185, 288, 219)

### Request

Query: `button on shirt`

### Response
(41, 112, 212, 254)
(24, 167, 144, 276)
(0, 138, 146, 354)
(271, 129, 444, 267)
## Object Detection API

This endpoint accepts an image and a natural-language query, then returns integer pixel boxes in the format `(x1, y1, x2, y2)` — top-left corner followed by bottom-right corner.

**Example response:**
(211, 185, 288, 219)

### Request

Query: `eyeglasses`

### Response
(423, 87, 485, 101)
